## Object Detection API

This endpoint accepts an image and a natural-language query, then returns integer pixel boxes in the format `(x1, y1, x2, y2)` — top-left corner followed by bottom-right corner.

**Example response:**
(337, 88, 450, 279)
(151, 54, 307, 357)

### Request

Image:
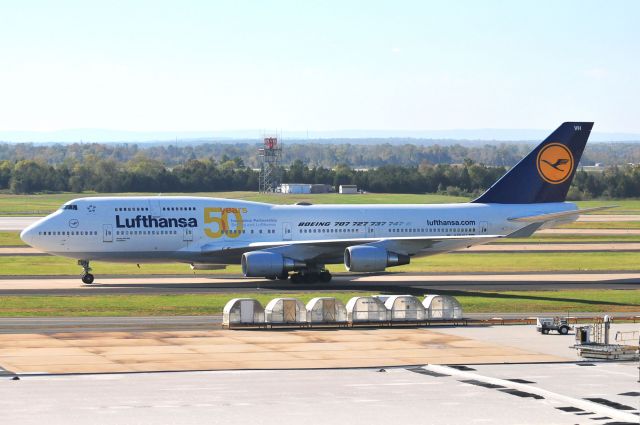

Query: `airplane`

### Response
(20, 122, 604, 284)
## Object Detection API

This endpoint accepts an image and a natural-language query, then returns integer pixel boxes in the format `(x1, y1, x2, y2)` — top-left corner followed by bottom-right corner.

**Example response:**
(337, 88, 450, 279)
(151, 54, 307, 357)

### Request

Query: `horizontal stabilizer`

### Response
(508, 206, 614, 223)
(505, 222, 544, 238)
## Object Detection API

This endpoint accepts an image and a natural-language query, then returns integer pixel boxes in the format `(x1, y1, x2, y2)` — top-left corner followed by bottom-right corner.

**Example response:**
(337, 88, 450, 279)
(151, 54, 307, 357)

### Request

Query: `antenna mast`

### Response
(258, 135, 282, 193)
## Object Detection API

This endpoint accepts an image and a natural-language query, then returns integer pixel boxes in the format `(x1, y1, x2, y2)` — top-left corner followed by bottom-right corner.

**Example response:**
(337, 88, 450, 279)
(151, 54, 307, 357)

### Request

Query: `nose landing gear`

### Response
(78, 260, 94, 284)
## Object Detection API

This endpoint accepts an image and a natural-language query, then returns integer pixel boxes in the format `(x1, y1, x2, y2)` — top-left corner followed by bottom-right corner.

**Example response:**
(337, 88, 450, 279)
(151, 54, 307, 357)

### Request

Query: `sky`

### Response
(0, 0, 639, 137)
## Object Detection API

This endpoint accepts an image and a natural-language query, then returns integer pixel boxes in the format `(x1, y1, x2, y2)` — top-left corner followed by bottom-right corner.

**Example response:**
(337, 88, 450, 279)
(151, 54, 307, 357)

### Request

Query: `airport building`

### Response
(279, 183, 332, 194)
(339, 184, 358, 194)
(279, 183, 312, 194)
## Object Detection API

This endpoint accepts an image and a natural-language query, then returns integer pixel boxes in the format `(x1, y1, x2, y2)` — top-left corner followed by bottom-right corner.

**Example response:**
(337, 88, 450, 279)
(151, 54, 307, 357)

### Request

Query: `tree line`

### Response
(2, 155, 640, 199)
(2, 140, 640, 169)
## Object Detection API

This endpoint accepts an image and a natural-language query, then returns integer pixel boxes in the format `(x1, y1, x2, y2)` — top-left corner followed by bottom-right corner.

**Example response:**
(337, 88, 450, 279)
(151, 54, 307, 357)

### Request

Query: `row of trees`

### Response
(570, 166, 640, 199)
(3, 141, 640, 169)
(0, 156, 503, 196)
(2, 156, 640, 199)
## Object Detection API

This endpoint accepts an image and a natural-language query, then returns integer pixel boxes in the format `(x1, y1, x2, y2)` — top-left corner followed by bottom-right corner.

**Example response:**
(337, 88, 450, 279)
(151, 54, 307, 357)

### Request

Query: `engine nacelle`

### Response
(344, 245, 410, 272)
(241, 251, 305, 277)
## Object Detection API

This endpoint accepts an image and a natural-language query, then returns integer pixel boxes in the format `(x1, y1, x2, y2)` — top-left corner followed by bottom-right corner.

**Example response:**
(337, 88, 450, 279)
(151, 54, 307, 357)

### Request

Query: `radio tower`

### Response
(258, 135, 282, 193)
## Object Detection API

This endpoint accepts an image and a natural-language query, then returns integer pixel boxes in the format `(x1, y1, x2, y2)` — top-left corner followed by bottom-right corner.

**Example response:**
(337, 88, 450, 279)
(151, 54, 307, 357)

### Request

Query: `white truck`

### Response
(536, 317, 571, 335)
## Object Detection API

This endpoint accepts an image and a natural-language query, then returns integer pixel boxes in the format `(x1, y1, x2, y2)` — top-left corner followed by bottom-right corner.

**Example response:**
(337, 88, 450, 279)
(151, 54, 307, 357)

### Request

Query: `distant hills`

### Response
(0, 128, 639, 144)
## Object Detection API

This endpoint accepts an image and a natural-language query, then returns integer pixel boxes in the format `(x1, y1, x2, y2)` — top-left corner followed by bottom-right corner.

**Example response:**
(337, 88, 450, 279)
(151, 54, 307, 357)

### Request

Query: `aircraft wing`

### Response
(199, 234, 501, 264)
(245, 234, 502, 263)
(507, 206, 614, 223)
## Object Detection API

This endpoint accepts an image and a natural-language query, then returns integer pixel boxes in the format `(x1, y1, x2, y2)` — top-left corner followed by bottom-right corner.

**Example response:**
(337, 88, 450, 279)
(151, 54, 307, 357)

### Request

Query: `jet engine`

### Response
(241, 251, 305, 277)
(344, 245, 410, 272)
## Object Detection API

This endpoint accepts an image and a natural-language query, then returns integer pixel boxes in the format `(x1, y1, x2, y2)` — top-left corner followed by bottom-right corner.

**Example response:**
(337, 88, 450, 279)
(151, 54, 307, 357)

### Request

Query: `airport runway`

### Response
(537, 228, 640, 235)
(1, 272, 639, 295)
(1, 325, 639, 425)
(578, 214, 640, 221)
(464, 242, 640, 252)
(2, 362, 639, 425)
(0, 216, 39, 231)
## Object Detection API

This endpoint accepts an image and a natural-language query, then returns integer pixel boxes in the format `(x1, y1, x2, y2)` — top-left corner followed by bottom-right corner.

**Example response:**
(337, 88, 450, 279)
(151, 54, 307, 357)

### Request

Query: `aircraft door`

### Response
(183, 228, 193, 242)
(283, 222, 292, 241)
(479, 221, 488, 234)
(367, 226, 376, 238)
(102, 224, 113, 242)
(148, 199, 163, 217)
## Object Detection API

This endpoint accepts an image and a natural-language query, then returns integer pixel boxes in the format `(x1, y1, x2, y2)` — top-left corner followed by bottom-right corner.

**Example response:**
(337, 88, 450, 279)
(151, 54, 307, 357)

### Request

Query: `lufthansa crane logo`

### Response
(536, 143, 574, 184)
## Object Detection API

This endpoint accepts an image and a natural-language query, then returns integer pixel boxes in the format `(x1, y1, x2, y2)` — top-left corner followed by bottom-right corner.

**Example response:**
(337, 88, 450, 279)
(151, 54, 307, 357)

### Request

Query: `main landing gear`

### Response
(289, 270, 332, 284)
(78, 260, 94, 284)
(266, 272, 290, 281)
(264, 264, 332, 284)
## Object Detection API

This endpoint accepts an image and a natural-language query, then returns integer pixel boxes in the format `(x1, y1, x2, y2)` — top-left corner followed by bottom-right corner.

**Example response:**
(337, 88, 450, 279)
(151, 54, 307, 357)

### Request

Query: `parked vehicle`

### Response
(536, 317, 572, 335)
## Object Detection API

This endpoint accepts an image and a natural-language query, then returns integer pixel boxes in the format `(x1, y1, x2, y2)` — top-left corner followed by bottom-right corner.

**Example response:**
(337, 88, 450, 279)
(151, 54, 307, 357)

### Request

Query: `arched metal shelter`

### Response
(222, 298, 265, 327)
(422, 295, 463, 320)
(306, 297, 348, 324)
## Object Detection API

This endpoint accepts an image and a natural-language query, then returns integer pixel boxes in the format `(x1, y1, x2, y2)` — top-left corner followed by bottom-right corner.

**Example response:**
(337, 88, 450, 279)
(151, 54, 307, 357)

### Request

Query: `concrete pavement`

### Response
(0, 271, 640, 295)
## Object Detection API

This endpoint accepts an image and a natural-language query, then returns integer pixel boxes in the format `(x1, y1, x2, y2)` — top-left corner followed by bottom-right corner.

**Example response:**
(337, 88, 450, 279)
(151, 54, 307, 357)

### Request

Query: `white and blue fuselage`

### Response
(19, 122, 595, 283)
(21, 196, 576, 263)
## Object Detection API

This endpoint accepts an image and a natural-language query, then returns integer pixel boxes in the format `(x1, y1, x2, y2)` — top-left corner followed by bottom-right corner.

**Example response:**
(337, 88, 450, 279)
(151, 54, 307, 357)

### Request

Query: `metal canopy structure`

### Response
(306, 297, 348, 324)
(384, 295, 426, 321)
(422, 295, 463, 320)
(265, 298, 308, 324)
(345, 296, 389, 323)
(222, 298, 265, 327)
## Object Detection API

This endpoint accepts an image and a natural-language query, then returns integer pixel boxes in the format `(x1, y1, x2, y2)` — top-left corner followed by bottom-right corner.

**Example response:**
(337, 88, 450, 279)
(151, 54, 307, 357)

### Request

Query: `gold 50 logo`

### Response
(204, 207, 247, 238)
(536, 143, 574, 184)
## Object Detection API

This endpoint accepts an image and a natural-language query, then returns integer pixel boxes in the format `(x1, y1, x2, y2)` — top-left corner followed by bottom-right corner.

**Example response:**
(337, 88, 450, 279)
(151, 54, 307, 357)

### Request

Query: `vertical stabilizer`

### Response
(472, 122, 593, 204)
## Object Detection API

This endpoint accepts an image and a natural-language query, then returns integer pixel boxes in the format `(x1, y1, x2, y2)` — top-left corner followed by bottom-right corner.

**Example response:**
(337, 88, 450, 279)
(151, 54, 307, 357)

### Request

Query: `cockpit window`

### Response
(61, 204, 78, 210)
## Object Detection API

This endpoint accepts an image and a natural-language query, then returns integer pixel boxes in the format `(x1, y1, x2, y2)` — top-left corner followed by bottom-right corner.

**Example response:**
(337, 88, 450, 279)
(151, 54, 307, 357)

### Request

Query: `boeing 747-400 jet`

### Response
(21, 122, 603, 284)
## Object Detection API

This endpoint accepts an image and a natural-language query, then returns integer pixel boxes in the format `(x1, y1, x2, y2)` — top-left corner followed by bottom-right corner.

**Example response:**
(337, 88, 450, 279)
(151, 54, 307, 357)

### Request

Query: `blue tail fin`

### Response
(472, 122, 593, 204)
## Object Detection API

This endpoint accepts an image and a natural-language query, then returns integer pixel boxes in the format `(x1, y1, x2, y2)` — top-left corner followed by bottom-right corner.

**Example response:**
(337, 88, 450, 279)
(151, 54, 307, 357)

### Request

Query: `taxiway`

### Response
(0, 271, 639, 295)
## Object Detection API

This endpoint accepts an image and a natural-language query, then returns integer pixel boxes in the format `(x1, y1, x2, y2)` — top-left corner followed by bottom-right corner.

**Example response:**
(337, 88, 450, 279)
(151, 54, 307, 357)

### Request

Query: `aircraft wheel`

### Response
(290, 273, 302, 284)
(277, 272, 289, 280)
(307, 272, 325, 283)
(81, 273, 95, 284)
(319, 271, 332, 283)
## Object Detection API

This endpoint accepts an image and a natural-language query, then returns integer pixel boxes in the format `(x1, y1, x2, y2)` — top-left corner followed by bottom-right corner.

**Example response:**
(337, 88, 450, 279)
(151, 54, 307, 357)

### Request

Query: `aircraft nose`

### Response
(20, 225, 36, 246)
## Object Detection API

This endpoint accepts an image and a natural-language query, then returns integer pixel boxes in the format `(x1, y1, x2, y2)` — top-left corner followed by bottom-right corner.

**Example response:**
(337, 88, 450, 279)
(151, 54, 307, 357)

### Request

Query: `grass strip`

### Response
(0, 256, 229, 275)
(0, 232, 24, 246)
(0, 289, 638, 317)
(0, 192, 469, 214)
(2, 192, 640, 215)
